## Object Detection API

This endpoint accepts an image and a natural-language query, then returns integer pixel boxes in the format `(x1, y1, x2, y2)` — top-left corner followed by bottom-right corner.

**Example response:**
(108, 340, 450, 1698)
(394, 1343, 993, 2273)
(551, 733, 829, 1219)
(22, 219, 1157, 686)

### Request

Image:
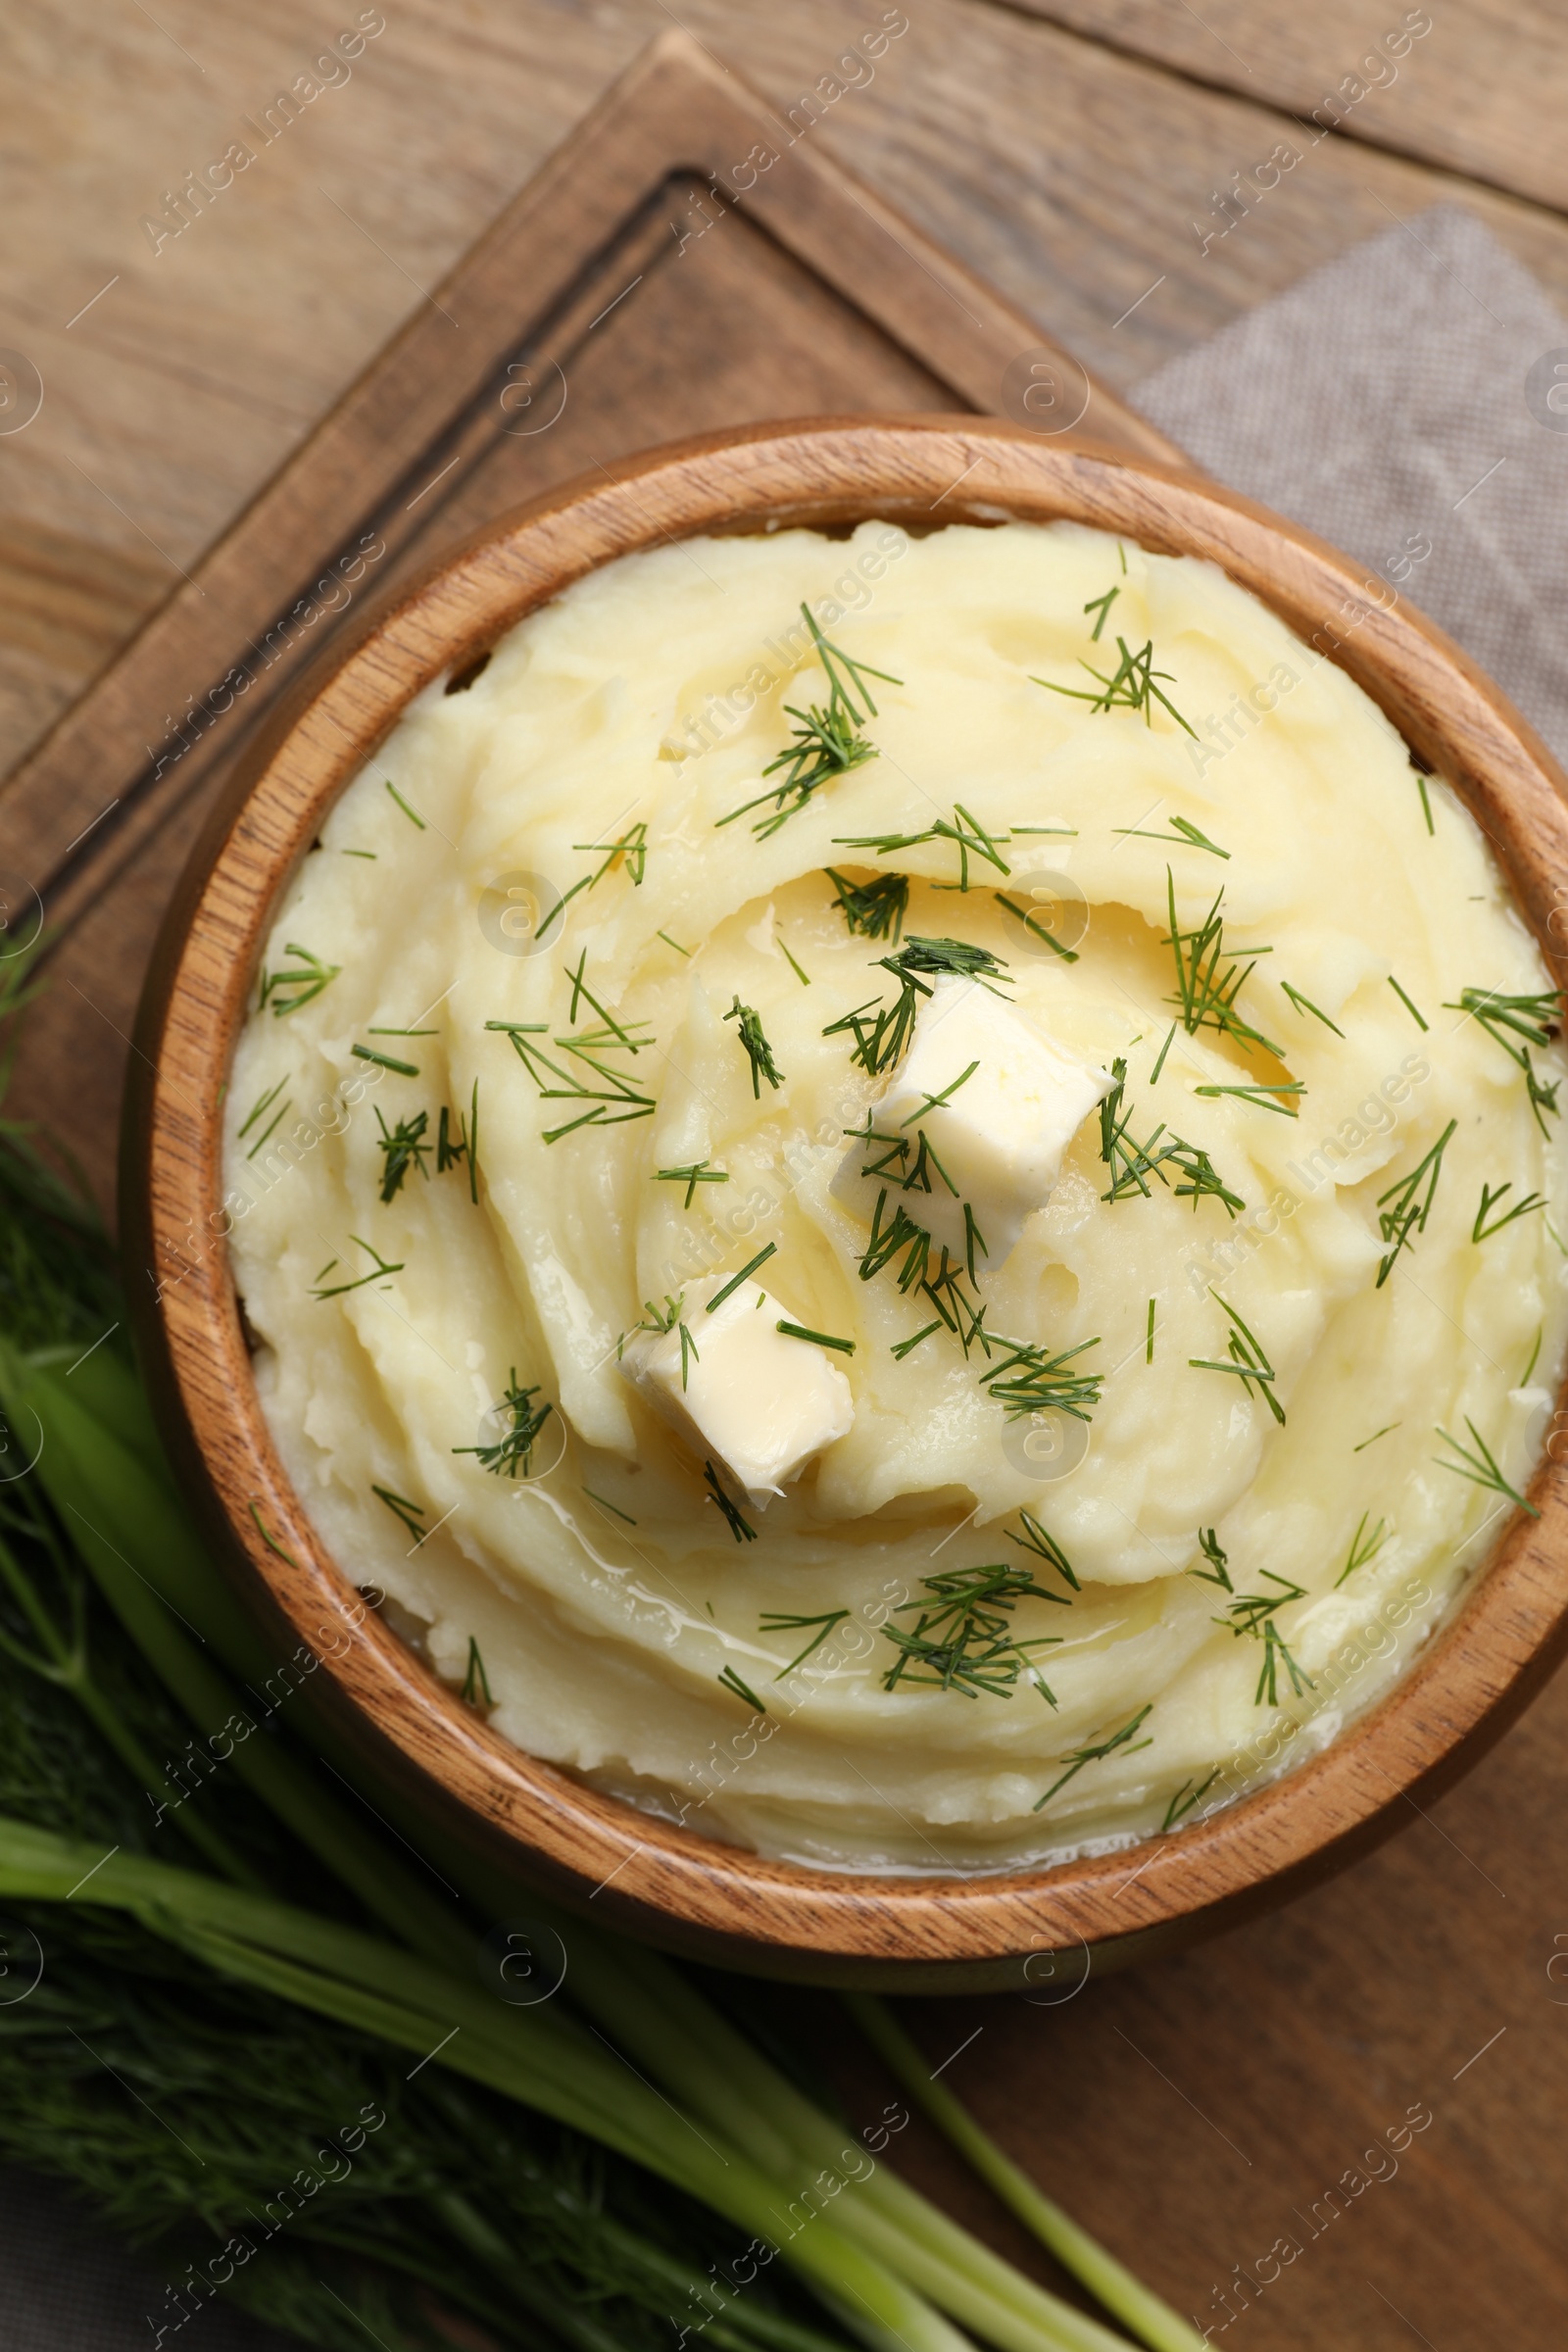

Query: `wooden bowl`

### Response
(126, 416, 1568, 1992)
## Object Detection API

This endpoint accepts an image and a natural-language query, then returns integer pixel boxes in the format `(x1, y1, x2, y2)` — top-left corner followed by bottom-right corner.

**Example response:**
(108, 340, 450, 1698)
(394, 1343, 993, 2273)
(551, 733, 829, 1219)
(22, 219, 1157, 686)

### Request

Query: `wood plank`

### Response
(3, 30, 1171, 1215)
(9, 0, 1568, 797)
(1009, 0, 1568, 216)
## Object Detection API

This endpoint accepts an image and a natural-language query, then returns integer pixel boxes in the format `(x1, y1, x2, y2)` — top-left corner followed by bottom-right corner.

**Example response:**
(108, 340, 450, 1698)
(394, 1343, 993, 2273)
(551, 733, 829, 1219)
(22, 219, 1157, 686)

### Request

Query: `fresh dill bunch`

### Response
(716, 605, 900, 838)
(724, 996, 785, 1096)
(825, 867, 909, 941)
(376, 1108, 432, 1202)
(454, 1370, 554, 1478)
(881, 1564, 1062, 1700)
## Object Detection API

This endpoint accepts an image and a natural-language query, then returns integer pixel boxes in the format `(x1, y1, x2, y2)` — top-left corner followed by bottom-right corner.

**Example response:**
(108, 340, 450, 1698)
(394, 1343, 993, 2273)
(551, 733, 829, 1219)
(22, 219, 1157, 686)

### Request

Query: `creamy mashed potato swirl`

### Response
(223, 519, 1568, 1872)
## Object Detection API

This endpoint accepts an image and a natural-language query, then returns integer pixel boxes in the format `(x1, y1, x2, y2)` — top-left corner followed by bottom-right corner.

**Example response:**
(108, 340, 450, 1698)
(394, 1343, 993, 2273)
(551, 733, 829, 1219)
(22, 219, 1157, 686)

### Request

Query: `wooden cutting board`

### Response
(0, 26, 1177, 1217)
(5, 31, 1565, 2352)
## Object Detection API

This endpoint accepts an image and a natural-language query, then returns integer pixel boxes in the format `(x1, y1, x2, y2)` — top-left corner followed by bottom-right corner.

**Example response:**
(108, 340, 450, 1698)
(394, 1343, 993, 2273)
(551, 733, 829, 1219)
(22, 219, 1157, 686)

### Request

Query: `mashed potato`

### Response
(222, 519, 1568, 1872)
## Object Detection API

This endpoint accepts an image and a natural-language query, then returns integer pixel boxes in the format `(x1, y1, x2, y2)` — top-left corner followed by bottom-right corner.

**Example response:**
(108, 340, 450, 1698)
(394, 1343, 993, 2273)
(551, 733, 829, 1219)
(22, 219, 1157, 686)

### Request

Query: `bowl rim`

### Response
(126, 413, 1568, 1976)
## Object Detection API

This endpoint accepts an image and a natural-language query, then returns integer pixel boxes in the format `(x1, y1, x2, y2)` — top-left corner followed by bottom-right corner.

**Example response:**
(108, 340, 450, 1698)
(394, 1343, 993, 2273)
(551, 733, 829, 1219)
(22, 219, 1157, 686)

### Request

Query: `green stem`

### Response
(0, 1818, 968, 2352)
(2, 1349, 472, 1970)
(844, 1997, 1205, 2352)
(526, 1925, 1136, 2352)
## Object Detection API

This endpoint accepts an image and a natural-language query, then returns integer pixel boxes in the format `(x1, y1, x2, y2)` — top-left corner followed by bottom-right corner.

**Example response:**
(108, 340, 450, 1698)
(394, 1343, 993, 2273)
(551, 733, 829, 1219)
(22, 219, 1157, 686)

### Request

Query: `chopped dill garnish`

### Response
(486, 973, 657, 1143)
(776, 1320, 855, 1354)
(658, 930, 690, 956)
(881, 1565, 1062, 1701)
(823, 936, 1010, 1077)
(704, 1461, 758, 1544)
(454, 1371, 554, 1477)
(1473, 1180, 1546, 1243)
(1099, 1057, 1245, 1214)
(384, 777, 426, 828)
(994, 889, 1080, 963)
(825, 868, 909, 941)
(353, 1044, 419, 1077)
(1193, 1081, 1303, 1117)
(1083, 584, 1120, 640)
(1446, 985, 1562, 1059)
(1033, 1703, 1154, 1810)
(1190, 1527, 1232, 1589)
(1446, 986, 1563, 1136)
(1146, 1298, 1156, 1362)
(582, 1485, 637, 1526)
(1433, 1420, 1539, 1518)
(760, 1608, 851, 1678)
(1375, 1118, 1457, 1286)
(375, 1108, 431, 1201)
(1035, 636, 1196, 735)
(461, 1637, 494, 1707)
(1387, 975, 1429, 1030)
(436, 1103, 469, 1175)
(311, 1236, 404, 1299)
(1213, 1570, 1314, 1706)
(1335, 1511, 1389, 1588)
(1189, 1290, 1286, 1425)
(891, 1320, 942, 1360)
(717, 604, 899, 838)
(1004, 1509, 1080, 1598)
(1523, 1327, 1544, 1386)
(626, 1295, 701, 1390)
(1161, 871, 1280, 1057)
(341, 848, 376, 858)
(717, 1664, 766, 1711)
(1354, 1421, 1400, 1452)
(778, 936, 811, 987)
(570, 820, 648, 887)
(244, 1094, 291, 1161)
(466, 1077, 480, 1201)
(237, 1077, 286, 1139)
(1281, 980, 1344, 1037)
(707, 1244, 776, 1313)
(1163, 1767, 1222, 1833)
(1113, 814, 1229, 858)
(978, 1336, 1103, 1423)
(655, 1159, 728, 1208)
(836, 805, 1009, 892)
(725, 997, 785, 1096)
(1408, 747, 1437, 832)
(259, 942, 341, 1018)
(371, 1484, 424, 1543)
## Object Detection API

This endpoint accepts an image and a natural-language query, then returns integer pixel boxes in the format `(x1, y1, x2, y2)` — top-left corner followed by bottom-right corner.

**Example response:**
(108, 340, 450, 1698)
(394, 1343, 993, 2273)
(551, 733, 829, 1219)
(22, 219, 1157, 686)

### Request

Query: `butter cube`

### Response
(620, 1274, 855, 1504)
(834, 976, 1110, 1265)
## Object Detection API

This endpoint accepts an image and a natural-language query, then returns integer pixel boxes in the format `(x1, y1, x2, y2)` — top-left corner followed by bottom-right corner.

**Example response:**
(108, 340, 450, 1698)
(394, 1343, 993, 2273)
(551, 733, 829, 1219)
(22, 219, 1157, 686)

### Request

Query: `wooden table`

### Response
(5, 7, 1568, 2348)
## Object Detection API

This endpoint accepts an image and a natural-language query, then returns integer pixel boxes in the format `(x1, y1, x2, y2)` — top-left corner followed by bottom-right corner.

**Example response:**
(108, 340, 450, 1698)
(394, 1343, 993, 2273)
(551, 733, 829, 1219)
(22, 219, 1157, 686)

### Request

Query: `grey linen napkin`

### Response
(11, 200, 1568, 2352)
(1131, 203, 1568, 770)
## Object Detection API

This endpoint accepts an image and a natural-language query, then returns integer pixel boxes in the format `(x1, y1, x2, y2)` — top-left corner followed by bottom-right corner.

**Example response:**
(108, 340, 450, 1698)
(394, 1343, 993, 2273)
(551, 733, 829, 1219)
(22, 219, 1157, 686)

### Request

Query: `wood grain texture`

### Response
(6, 28, 1181, 1214)
(127, 416, 1568, 1994)
(7, 0, 1568, 787)
(1012, 0, 1568, 214)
